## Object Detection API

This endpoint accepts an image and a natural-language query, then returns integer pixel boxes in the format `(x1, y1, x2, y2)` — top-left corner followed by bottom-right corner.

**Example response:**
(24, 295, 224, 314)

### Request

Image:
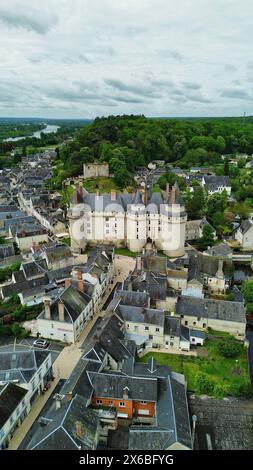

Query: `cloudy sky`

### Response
(0, 0, 252, 118)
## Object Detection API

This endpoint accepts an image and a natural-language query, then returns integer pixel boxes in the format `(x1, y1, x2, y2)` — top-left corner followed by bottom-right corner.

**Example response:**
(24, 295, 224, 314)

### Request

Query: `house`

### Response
(28, 394, 100, 450)
(176, 296, 246, 336)
(188, 251, 233, 294)
(185, 218, 216, 241)
(10, 223, 48, 252)
(0, 350, 52, 449)
(37, 283, 94, 343)
(203, 243, 233, 259)
(0, 244, 15, 260)
(0, 383, 28, 450)
(201, 176, 231, 196)
(235, 219, 253, 249)
(91, 357, 192, 450)
(38, 243, 75, 270)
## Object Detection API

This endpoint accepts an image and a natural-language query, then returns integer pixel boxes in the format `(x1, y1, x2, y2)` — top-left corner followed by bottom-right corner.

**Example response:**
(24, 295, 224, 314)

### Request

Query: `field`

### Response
(138, 338, 251, 397)
(114, 247, 137, 257)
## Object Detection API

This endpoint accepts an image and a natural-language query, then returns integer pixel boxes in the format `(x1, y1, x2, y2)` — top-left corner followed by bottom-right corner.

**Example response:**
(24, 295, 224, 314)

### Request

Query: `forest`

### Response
(51, 114, 253, 188)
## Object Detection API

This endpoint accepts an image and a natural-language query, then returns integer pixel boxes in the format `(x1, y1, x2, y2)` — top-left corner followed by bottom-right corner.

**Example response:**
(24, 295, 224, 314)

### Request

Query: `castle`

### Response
(68, 183, 187, 256)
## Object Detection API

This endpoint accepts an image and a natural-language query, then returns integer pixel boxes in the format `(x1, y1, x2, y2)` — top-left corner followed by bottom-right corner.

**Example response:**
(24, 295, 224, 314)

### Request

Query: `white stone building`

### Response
(0, 350, 52, 449)
(68, 183, 187, 256)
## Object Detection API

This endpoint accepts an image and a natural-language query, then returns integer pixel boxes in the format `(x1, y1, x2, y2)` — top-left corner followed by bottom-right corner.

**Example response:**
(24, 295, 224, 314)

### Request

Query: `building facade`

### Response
(68, 183, 187, 256)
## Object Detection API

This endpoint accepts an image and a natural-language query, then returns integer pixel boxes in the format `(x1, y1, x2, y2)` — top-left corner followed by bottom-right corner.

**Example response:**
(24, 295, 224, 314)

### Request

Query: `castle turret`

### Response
(126, 191, 147, 253)
(160, 182, 186, 257)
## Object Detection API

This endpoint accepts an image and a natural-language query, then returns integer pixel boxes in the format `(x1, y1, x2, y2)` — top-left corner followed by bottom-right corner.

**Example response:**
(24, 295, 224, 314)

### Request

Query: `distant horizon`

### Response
(0, 114, 250, 121)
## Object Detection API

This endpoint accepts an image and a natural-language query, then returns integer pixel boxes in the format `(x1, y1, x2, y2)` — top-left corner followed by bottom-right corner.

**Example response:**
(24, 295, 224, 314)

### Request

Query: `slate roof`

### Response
(39, 285, 91, 323)
(118, 305, 164, 327)
(164, 316, 181, 337)
(204, 243, 233, 257)
(115, 290, 150, 307)
(176, 296, 246, 323)
(22, 261, 47, 279)
(238, 219, 253, 235)
(29, 394, 99, 450)
(203, 176, 230, 186)
(0, 350, 50, 383)
(0, 244, 15, 260)
(188, 251, 234, 281)
(88, 371, 158, 401)
(0, 383, 27, 427)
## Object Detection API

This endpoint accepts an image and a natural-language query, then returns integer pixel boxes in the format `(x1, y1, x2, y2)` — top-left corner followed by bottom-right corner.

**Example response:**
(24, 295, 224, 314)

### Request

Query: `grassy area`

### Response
(206, 328, 230, 337)
(114, 248, 137, 257)
(83, 176, 120, 193)
(61, 237, 71, 246)
(138, 338, 250, 397)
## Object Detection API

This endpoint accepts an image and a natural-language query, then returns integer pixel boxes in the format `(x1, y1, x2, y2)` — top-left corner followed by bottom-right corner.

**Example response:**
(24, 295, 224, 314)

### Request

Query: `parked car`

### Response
(33, 339, 49, 349)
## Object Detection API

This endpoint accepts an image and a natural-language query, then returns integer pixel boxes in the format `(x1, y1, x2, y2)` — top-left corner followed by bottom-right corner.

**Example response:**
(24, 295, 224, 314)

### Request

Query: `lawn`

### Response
(83, 177, 120, 193)
(114, 247, 137, 258)
(138, 338, 251, 397)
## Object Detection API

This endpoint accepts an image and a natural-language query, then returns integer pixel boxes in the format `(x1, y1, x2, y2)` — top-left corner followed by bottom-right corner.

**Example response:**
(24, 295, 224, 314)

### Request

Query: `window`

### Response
(119, 402, 125, 407)
(192, 338, 195, 342)
(180, 315, 184, 319)
(145, 326, 149, 331)
(109, 400, 113, 406)
(166, 341, 169, 345)
(96, 399, 103, 405)
(193, 322, 196, 326)
(203, 323, 206, 328)
(185, 321, 188, 326)
(10, 416, 14, 425)
(106, 230, 109, 234)
(155, 328, 160, 332)
(134, 325, 138, 332)
(170, 342, 174, 347)
(106, 217, 109, 221)
(149, 335, 153, 340)
(170, 336, 174, 340)
(140, 401, 147, 405)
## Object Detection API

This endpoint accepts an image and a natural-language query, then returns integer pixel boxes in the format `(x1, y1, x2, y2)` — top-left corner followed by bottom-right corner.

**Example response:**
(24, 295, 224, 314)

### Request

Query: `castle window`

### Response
(145, 326, 149, 330)
(106, 230, 109, 234)
(137, 235, 139, 239)
(106, 217, 109, 221)
(156, 328, 160, 332)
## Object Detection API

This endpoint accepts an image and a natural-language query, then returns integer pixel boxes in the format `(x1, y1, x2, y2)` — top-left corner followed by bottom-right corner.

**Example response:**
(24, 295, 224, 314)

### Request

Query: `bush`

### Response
(217, 337, 241, 358)
(213, 383, 229, 399)
(195, 372, 214, 395)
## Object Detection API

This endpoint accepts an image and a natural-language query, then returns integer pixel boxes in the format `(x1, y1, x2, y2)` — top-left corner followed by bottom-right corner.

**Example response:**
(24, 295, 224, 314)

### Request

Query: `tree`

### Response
(224, 157, 229, 176)
(197, 224, 215, 251)
(241, 280, 253, 303)
(185, 186, 206, 219)
(195, 372, 214, 395)
(217, 337, 241, 358)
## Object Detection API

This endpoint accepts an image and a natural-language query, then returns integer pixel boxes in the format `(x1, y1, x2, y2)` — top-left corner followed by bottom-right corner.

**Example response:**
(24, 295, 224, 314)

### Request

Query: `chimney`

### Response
(77, 271, 84, 292)
(65, 278, 71, 288)
(44, 298, 51, 320)
(58, 299, 65, 322)
(66, 391, 73, 401)
(171, 185, 176, 205)
(165, 183, 170, 203)
(111, 189, 117, 201)
(75, 421, 84, 440)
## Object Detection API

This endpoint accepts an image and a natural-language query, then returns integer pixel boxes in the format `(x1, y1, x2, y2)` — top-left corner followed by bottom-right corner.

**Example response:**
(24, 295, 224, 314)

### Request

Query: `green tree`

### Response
(224, 157, 229, 176)
(197, 224, 215, 251)
(241, 280, 253, 303)
(217, 337, 241, 358)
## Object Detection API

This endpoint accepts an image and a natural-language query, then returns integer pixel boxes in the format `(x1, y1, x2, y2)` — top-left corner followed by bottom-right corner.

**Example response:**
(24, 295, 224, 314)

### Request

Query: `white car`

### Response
(33, 339, 50, 349)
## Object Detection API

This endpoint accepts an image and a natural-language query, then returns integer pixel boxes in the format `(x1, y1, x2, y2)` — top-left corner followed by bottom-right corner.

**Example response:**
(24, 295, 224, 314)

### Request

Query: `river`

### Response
(4, 123, 60, 142)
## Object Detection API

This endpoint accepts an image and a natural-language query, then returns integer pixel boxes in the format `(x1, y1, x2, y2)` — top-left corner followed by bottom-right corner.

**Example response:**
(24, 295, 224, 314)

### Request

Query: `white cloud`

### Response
(0, 0, 252, 117)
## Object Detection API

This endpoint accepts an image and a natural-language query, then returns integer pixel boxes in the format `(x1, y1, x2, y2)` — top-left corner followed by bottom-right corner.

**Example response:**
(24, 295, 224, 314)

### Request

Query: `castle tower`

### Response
(160, 182, 186, 257)
(67, 187, 87, 253)
(126, 191, 147, 252)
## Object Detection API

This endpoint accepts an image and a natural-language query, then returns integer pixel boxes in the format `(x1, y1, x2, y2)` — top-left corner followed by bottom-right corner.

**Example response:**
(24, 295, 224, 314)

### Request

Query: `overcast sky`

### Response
(0, 0, 252, 118)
